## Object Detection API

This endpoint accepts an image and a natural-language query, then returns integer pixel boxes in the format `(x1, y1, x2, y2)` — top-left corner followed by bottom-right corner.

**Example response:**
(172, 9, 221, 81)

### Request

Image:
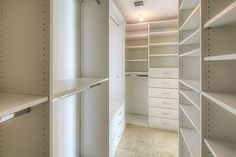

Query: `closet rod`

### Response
(110, 16, 119, 26)
(125, 74, 148, 77)
(0, 108, 31, 123)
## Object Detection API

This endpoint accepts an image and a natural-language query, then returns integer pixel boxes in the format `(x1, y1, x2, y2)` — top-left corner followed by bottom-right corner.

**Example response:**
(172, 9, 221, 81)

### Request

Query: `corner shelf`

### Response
(180, 29, 200, 45)
(180, 128, 200, 157)
(53, 77, 109, 102)
(150, 42, 178, 47)
(180, 48, 200, 57)
(204, 138, 236, 157)
(202, 91, 236, 116)
(179, 79, 200, 93)
(204, 53, 236, 61)
(0, 92, 48, 118)
(180, 105, 200, 133)
(180, 5, 200, 31)
(179, 0, 200, 10)
(180, 90, 200, 110)
(204, 1, 236, 28)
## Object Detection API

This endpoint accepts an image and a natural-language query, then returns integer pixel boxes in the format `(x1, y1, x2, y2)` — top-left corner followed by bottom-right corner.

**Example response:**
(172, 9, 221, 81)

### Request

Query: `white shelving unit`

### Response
(204, 53, 236, 61)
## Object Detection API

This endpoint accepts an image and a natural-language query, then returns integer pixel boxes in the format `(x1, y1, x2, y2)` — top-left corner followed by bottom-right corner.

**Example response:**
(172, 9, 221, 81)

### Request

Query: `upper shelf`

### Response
(180, 5, 200, 31)
(204, 1, 236, 28)
(202, 91, 236, 116)
(180, 29, 200, 45)
(53, 77, 109, 102)
(150, 30, 178, 37)
(180, 48, 200, 57)
(204, 53, 236, 61)
(125, 34, 148, 40)
(179, 79, 201, 93)
(150, 42, 178, 47)
(179, 0, 200, 10)
(125, 45, 148, 49)
(204, 138, 236, 157)
(0, 92, 48, 118)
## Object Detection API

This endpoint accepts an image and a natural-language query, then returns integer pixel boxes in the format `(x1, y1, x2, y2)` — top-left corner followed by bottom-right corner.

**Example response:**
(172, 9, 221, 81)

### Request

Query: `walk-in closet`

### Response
(0, 0, 236, 156)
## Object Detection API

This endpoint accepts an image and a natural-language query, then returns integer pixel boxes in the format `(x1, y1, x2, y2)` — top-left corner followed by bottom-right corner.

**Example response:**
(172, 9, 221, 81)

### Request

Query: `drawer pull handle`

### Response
(162, 102, 170, 105)
(162, 122, 170, 125)
(162, 82, 169, 85)
(163, 112, 171, 115)
(162, 92, 170, 95)
(162, 72, 170, 75)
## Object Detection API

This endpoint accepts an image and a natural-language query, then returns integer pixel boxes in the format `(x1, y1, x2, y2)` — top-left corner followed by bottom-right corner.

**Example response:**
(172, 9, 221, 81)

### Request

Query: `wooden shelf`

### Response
(204, 1, 236, 28)
(126, 113, 148, 127)
(180, 5, 200, 31)
(202, 92, 236, 116)
(150, 42, 178, 47)
(180, 105, 200, 133)
(125, 45, 148, 49)
(204, 53, 236, 61)
(180, 29, 200, 45)
(180, 128, 200, 157)
(180, 48, 200, 57)
(205, 138, 236, 157)
(53, 77, 109, 102)
(179, 79, 200, 93)
(150, 30, 178, 37)
(125, 59, 148, 62)
(150, 54, 178, 57)
(179, 0, 200, 10)
(0, 92, 48, 118)
(180, 90, 200, 110)
(125, 72, 148, 75)
(125, 34, 148, 40)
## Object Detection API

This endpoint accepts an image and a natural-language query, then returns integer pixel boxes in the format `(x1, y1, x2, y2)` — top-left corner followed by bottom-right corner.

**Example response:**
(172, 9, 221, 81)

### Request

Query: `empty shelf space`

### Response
(125, 45, 148, 49)
(180, 29, 200, 45)
(53, 77, 109, 102)
(204, 53, 236, 61)
(150, 30, 178, 37)
(180, 90, 200, 110)
(180, 128, 200, 157)
(125, 34, 149, 40)
(0, 92, 48, 118)
(125, 59, 148, 62)
(150, 54, 178, 57)
(179, 79, 200, 93)
(180, 48, 200, 57)
(126, 113, 148, 127)
(180, 5, 200, 31)
(204, 1, 236, 28)
(204, 138, 236, 157)
(202, 92, 236, 115)
(179, 0, 199, 10)
(150, 42, 178, 47)
(180, 105, 200, 133)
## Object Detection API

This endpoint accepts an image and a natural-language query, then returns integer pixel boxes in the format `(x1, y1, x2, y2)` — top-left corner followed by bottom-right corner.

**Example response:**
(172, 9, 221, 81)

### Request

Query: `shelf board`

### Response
(150, 42, 178, 47)
(180, 48, 200, 57)
(150, 30, 178, 37)
(180, 128, 200, 157)
(179, 0, 199, 10)
(180, 5, 200, 31)
(125, 45, 148, 49)
(179, 79, 200, 93)
(180, 105, 200, 133)
(204, 138, 236, 157)
(126, 113, 148, 127)
(125, 72, 148, 75)
(53, 77, 108, 102)
(204, 53, 236, 61)
(125, 34, 149, 40)
(0, 92, 48, 118)
(180, 90, 200, 110)
(180, 29, 200, 45)
(204, 1, 236, 28)
(125, 59, 148, 62)
(150, 54, 178, 57)
(202, 91, 236, 116)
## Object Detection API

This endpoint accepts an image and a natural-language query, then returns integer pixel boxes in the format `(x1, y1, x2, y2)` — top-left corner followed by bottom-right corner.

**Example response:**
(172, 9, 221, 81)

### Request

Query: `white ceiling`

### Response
(113, 0, 178, 24)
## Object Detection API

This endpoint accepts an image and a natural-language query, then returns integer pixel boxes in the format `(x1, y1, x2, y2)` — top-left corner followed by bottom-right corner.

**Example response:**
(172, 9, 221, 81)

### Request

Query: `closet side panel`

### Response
(52, 0, 80, 156)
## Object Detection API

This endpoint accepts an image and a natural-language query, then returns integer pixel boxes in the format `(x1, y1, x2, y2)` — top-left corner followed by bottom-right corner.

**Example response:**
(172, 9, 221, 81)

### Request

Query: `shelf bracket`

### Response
(0, 108, 31, 123)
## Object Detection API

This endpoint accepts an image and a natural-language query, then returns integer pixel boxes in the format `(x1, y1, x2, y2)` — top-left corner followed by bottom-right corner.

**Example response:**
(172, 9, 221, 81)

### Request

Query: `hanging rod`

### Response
(125, 74, 148, 77)
(0, 108, 31, 124)
(110, 16, 119, 26)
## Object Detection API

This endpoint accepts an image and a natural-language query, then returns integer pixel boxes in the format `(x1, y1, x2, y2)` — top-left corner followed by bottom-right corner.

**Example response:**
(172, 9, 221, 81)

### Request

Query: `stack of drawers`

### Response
(148, 68, 179, 131)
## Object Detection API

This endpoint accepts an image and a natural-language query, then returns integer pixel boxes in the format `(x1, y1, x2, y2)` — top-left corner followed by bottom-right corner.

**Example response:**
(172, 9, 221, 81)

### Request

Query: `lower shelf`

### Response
(126, 113, 148, 127)
(204, 138, 236, 157)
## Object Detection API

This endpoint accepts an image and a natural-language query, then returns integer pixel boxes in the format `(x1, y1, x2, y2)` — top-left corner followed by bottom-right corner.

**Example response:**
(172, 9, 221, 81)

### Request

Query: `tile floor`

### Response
(115, 124, 178, 157)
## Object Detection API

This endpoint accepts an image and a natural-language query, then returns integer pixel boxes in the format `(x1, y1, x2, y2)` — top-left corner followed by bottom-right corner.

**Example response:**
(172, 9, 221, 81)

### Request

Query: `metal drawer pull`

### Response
(162, 92, 170, 95)
(162, 72, 170, 74)
(162, 122, 170, 125)
(162, 82, 169, 85)
(162, 102, 170, 105)
(163, 112, 171, 115)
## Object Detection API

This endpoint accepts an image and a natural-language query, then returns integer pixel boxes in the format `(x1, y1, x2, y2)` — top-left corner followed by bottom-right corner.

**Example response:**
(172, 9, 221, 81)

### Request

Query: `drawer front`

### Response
(149, 107, 178, 119)
(149, 117, 178, 131)
(149, 88, 179, 99)
(149, 97, 178, 109)
(149, 68, 178, 79)
(149, 79, 179, 89)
